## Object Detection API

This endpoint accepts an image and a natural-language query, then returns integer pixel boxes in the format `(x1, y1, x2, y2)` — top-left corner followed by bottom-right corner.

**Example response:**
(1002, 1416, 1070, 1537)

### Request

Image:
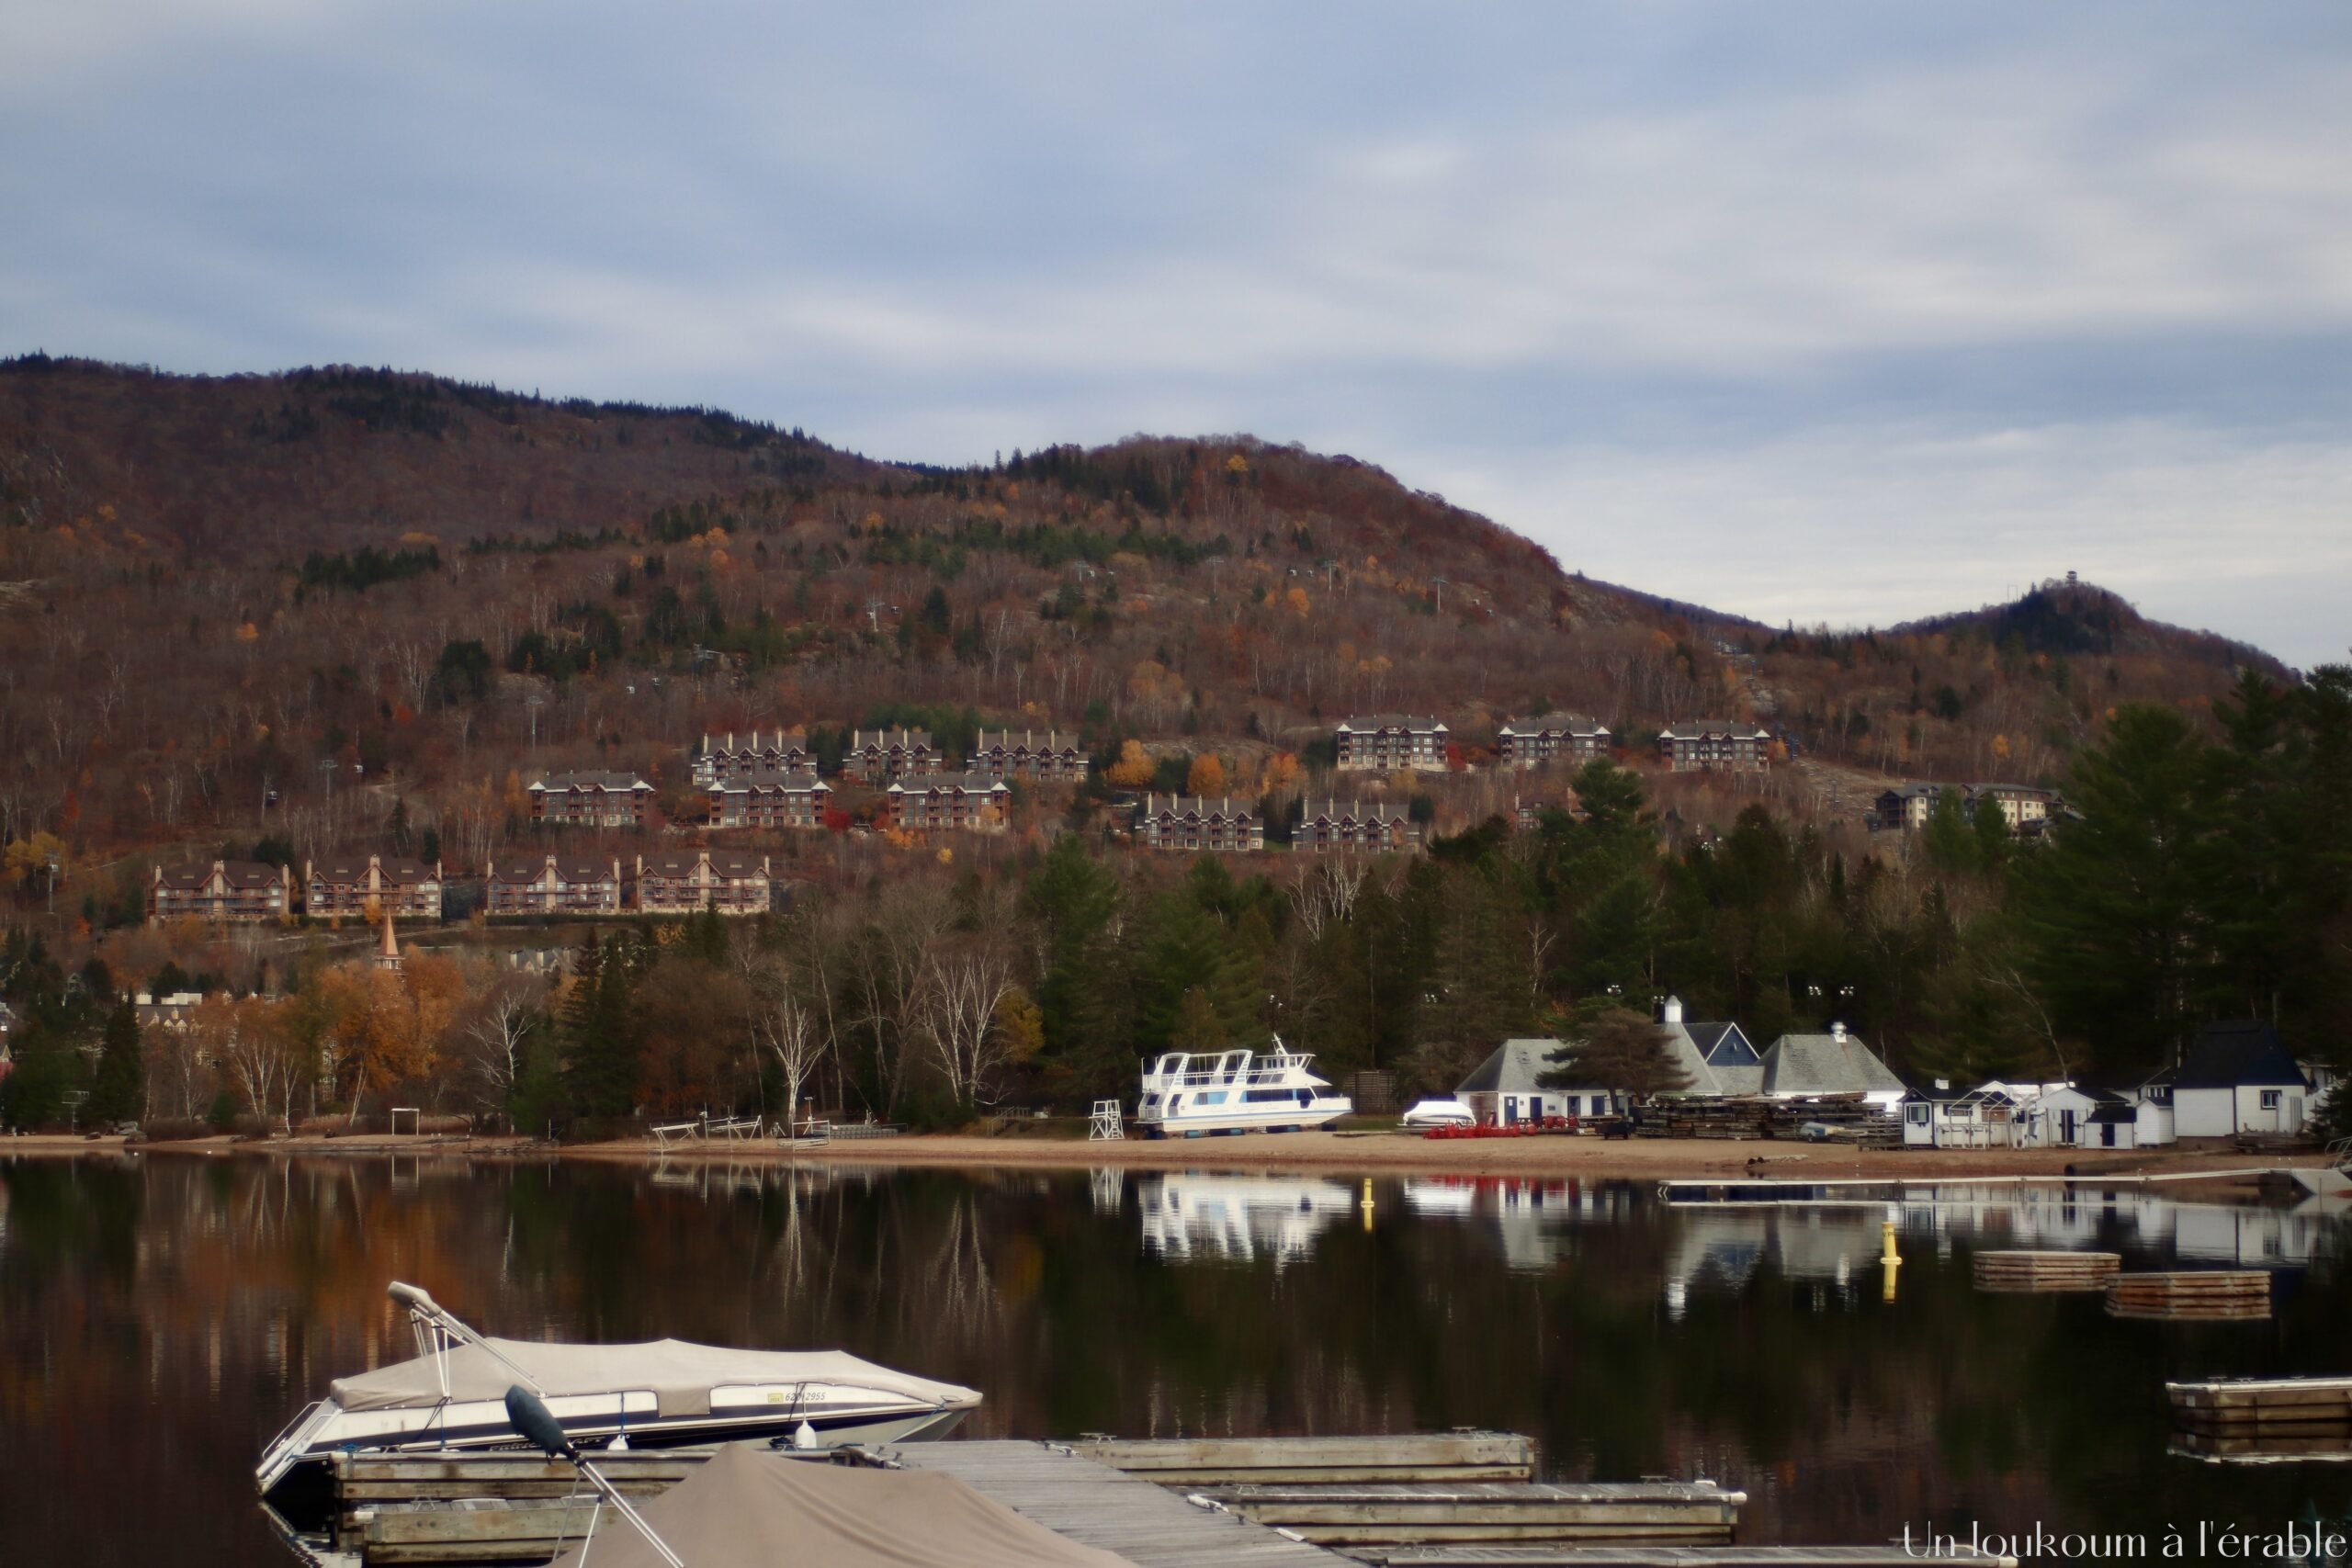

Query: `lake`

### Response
(2, 1154, 2346, 1565)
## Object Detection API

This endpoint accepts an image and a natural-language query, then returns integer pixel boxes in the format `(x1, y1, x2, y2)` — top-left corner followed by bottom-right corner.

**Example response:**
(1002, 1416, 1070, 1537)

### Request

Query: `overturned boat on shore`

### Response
(257, 1283, 979, 1504)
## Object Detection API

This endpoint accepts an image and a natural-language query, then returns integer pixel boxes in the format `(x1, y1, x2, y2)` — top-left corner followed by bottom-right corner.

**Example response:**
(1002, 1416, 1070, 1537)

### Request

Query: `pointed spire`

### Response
(373, 908, 402, 972)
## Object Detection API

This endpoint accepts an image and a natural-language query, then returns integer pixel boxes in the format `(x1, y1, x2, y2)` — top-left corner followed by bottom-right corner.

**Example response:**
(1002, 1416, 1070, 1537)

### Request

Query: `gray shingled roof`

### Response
(1758, 1032, 1905, 1097)
(1456, 1038, 1592, 1095)
(532, 771, 651, 792)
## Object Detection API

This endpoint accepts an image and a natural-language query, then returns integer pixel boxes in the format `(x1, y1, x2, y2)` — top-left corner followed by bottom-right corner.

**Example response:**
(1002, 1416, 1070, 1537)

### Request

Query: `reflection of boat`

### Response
(256, 1283, 978, 1500)
(1136, 1173, 1354, 1263)
(1135, 1039, 1351, 1136)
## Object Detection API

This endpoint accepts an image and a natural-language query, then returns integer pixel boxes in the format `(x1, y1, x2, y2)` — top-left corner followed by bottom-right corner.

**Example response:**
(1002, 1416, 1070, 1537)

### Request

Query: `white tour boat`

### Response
(1134, 1038, 1353, 1137)
(257, 1283, 979, 1499)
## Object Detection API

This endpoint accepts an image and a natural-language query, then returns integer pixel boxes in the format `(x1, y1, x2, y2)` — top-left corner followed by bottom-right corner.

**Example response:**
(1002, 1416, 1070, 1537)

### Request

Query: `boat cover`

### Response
(329, 1339, 978, 1419)
(549, 1443, 1138, 1568)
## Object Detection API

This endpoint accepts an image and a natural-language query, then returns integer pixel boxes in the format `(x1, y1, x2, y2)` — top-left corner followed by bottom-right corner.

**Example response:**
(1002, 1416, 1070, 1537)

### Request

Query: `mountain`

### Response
(0, 355, 2287, 891)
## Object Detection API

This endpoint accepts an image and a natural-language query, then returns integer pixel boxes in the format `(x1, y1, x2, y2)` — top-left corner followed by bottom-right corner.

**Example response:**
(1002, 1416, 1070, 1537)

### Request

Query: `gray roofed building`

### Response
(1334, 715, 1448, 772)
(528, 771, 654, 827)
(1758, 1023, 1906, 1107)
(1657, 719, 1772, 773)
(1654, 998, 1763, 1096)
(1498, 713, 1611, 770)
(1456, 1038, 1621, 1124)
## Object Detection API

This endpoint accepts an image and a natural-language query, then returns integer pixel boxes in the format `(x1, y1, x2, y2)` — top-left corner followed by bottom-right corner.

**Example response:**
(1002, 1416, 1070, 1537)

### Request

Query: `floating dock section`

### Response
(2166, 1375, 2352, 1464)
(1199, 1482, 1742, 1548)
(1971, 1251, 2120, 1292)
(2105, 1270, 2271, 1321)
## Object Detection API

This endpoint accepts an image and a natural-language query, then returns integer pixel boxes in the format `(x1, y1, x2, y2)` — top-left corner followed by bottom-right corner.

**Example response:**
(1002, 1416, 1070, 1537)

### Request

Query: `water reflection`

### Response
(1405, 1174, 2350, 1282)
(2, 1155, 2348, 1568)
(1136, 1171, 1356, 1264)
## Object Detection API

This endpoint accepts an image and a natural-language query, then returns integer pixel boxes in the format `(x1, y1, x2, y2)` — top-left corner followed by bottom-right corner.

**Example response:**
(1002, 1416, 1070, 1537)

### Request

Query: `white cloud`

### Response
(1408, 420, 2352, 670)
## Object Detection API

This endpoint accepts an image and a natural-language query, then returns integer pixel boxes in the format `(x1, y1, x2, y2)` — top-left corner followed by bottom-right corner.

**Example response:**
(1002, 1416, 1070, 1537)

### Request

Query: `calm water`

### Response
(2, 1154, 2347, 1565)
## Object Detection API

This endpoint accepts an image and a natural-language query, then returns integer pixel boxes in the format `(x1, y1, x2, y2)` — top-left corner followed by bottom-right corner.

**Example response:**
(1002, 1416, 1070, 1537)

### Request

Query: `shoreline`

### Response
(6, 1129, 2328, 1189)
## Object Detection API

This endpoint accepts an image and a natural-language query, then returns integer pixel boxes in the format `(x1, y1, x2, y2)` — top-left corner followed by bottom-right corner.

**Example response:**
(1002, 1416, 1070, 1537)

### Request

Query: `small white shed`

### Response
(2030, 1085, 2140, 1150)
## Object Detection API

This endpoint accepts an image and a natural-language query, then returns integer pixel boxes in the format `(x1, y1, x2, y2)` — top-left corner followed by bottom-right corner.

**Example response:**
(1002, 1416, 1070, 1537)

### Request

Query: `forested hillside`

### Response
(0, 355, 2335, 1134)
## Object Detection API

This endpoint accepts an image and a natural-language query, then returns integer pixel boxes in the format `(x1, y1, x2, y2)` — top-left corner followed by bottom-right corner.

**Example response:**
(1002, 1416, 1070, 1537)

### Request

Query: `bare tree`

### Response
(460, 976, 544, 1121)
(746, 953, 831, 1135)
(923, 932, 1016, 1110)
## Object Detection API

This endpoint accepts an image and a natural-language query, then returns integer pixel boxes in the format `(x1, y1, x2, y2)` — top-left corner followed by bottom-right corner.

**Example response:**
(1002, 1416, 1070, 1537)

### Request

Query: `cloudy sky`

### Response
(6, 3, 2349, 667)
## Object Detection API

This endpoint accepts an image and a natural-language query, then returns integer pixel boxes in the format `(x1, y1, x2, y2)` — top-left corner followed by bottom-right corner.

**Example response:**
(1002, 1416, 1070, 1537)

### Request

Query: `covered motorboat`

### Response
(257, 1284, 978, 1499)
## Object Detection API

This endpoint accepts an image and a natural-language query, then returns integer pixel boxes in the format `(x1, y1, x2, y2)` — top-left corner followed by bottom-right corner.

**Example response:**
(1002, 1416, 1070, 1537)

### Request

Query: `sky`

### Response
(5, 2, 2349, 669)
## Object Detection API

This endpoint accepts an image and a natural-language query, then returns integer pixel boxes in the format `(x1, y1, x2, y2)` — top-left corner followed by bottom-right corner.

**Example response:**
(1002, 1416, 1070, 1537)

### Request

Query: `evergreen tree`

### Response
(1969, 794, 2010, 874)
(2016, 705, 2227, 1076)
(1921, 789, 1976, 874)
(560, 930, 641, 1118)
(1169, 986, 1223, 1055)
(1541, 1007, 1690, 1100)
(1023, 835, 1134, 1097)
(84, 999, 145, 1126)
(0, 1024, 80, 1130)
(680, 903, 730, 964)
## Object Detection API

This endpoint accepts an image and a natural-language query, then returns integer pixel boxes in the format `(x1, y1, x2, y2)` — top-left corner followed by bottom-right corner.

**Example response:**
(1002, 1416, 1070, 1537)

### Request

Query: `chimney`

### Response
(1661, 995, 1684, 1025)
(1830, 1021, 1848, 1043)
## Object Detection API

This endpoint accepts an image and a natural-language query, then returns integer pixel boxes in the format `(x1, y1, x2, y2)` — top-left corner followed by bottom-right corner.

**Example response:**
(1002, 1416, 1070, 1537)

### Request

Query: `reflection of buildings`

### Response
(1404, 1176, 2350, 1300)
(1401, 1177, 1634, 1272)
(1660, 1211, 1879, 1316)
(1870, 1184, 2343, 1267)
(1136, 1173, 1354, 1265)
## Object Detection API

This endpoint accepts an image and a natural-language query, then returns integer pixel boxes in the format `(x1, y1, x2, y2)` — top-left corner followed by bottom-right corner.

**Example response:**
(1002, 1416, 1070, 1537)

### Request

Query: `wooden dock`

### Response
(1201, 1481, 1742, 1547)
(2165, 1375, 2352, 1465)
(2106, 1270, 2271, 1321)
(2170, 1430, 2352, 1465)
(293, 1432, 1743, 1566)
(1341, 1550, 2015, 1566)
(2168, 1375, 2352, 1427)
(890, 1440, 1349, 1566)
(1971, 1251, 2120, 1292)
(1081, 1432, 1537, 1483)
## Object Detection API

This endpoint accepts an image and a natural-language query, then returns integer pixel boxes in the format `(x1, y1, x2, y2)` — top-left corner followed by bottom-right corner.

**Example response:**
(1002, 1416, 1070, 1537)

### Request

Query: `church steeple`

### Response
(373, 908, 402, 972)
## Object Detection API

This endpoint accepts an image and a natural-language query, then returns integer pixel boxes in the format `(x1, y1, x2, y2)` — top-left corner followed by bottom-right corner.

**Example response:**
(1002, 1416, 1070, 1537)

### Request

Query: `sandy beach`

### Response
(20, 1128, 2326, 1188)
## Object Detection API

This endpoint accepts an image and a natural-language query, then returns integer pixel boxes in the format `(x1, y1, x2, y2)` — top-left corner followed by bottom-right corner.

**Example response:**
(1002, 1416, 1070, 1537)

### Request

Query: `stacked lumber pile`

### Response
(1636, 1096, 1898, 1146)
(2167, 1375, 2352, 1464)
(2106, 1270, 2271, 1321)
(1972, 1250, 2120, 1292)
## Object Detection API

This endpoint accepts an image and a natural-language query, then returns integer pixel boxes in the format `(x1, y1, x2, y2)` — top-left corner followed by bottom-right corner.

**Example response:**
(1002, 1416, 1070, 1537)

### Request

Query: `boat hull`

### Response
(259, 1395, 970, 1502)
(1136, 1104, 1351, 1137)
